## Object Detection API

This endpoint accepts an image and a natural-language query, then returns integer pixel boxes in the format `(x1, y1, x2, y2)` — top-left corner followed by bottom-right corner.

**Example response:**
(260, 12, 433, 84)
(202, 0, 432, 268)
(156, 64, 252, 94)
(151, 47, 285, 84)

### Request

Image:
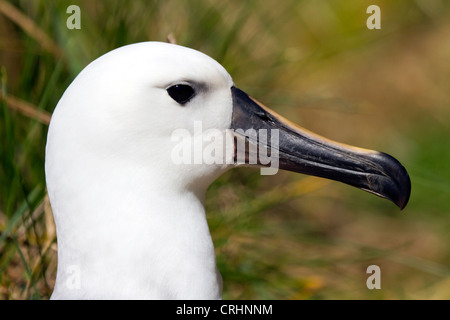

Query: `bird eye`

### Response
(167, 84, 195, 105)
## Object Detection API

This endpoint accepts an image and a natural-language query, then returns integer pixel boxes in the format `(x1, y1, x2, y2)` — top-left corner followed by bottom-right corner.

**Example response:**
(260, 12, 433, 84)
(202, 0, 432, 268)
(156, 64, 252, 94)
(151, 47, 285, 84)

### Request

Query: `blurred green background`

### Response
(0, 0, 449, 299)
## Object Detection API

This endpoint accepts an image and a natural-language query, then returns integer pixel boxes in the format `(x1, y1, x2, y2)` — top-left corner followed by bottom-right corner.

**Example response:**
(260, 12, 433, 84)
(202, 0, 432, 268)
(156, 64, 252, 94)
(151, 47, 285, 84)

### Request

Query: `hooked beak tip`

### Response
(369, 152, 411, 210)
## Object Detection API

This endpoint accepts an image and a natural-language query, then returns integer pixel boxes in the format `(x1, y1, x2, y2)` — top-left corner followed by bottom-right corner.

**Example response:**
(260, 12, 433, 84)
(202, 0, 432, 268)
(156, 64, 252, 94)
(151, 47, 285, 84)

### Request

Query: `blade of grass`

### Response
(22, 234, 56, 299)
(0, 92, 51, 125)
(0, 185, 44, 245)
(0, 0, 62, 59)
(11, 235, 37, 297)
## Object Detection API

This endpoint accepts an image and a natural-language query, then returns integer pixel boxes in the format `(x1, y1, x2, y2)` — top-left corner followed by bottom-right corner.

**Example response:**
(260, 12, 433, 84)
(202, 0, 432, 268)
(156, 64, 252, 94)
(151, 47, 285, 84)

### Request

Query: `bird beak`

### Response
(230, 87, 411, 209)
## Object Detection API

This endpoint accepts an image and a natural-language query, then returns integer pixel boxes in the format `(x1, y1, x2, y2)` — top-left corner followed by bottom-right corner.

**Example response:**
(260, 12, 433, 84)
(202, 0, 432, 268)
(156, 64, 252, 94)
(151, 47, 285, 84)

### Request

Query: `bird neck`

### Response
(50, 168, 222, 299)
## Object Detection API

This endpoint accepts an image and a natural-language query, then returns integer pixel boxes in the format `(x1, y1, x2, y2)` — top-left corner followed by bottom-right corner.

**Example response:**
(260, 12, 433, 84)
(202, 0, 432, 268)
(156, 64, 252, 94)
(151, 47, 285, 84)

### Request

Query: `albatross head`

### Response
(45, 42, 410, 299)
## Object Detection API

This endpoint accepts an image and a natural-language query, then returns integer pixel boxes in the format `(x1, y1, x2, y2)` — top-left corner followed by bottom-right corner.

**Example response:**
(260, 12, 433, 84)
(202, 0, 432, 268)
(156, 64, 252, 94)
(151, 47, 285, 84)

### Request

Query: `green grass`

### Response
(1, 0, 450, 299)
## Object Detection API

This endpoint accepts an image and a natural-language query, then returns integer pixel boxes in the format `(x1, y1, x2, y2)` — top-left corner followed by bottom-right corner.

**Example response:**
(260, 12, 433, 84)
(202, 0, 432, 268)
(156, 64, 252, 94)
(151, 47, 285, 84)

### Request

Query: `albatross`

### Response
(45, 41, 411, 299)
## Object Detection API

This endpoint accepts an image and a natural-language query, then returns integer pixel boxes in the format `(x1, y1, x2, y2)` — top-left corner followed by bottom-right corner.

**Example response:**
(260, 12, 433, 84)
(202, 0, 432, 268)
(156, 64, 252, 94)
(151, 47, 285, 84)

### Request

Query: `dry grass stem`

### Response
(0, 0, 62, 59)
(0, 92, 51, 125)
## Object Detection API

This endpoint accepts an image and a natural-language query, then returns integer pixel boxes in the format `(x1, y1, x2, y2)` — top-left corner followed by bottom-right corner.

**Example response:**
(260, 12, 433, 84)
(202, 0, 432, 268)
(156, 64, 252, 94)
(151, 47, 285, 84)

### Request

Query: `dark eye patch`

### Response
(167, 84, 195, 105)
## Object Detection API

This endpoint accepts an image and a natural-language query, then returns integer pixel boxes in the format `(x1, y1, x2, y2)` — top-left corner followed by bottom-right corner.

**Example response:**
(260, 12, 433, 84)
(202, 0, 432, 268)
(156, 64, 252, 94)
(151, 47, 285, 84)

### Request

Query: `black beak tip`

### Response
(394, 178, 411, 211)
(374, 152, 411, 210)
(395, 168, 411, 211)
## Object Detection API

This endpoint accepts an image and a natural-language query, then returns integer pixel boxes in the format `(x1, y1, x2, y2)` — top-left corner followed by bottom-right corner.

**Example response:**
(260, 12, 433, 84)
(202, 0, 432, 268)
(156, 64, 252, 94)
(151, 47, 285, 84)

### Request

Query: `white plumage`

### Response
(46, 42, 234, 299)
